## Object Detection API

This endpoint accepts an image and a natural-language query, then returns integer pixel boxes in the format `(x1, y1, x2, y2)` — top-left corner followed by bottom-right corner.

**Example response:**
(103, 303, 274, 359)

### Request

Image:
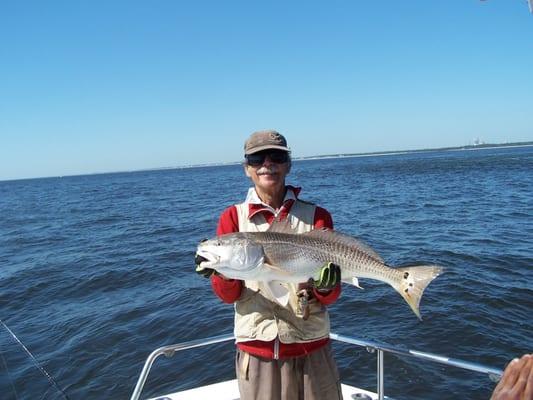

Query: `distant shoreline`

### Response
(165, 141, 533, 169)
(293, 141, 533, 162)
(2, 141, 532, 182)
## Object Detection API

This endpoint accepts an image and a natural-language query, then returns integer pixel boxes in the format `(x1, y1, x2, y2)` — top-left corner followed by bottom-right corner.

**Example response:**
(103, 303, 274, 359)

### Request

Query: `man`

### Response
(196, 130, 343, 400)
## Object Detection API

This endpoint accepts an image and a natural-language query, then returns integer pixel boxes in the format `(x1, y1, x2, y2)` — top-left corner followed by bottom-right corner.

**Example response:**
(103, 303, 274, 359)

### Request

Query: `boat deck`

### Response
(148, 379, 385, 400)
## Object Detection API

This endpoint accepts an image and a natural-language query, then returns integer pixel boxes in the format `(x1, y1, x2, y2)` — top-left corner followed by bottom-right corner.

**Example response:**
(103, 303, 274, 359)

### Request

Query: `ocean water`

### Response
(0, 146, 532, 400)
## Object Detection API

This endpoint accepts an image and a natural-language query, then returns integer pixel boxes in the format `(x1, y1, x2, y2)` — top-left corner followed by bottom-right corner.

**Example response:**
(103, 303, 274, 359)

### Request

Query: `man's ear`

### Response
(244, 163, 252, 177)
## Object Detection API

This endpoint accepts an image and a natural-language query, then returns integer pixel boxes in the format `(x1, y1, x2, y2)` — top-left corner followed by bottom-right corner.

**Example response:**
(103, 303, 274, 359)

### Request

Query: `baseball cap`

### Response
(244, 130, 290, 155)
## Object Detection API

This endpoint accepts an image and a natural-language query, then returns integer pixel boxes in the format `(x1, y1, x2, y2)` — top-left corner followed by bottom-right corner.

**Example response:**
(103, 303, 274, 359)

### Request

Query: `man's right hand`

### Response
(195, 264, 216, 278)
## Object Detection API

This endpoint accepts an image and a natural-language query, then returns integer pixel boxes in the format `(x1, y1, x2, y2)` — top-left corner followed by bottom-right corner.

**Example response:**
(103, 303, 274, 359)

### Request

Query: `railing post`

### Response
(377, 349, 384, 400)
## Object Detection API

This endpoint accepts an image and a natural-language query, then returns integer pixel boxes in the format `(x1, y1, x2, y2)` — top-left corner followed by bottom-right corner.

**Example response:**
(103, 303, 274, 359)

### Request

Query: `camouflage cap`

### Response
(244, 130, 290, 155)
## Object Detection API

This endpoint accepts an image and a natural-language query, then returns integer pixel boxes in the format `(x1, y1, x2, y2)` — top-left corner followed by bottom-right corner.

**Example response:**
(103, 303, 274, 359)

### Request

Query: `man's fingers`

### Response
(314, 263, 341, 289)
(324, 264, 333, 289)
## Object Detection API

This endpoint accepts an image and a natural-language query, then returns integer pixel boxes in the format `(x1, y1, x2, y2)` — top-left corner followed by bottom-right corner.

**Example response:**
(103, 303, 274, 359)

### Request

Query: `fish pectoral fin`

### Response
(264, 281, 290, 306)
(341, 276, 364, 289)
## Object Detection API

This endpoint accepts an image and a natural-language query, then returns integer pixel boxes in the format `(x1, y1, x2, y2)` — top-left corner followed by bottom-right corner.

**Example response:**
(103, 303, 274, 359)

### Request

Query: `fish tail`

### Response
(392, 264, 443, 320)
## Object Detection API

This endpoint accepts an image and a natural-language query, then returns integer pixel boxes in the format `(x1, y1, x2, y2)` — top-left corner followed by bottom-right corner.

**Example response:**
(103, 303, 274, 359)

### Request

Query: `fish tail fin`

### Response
(392, 265, 443, 320)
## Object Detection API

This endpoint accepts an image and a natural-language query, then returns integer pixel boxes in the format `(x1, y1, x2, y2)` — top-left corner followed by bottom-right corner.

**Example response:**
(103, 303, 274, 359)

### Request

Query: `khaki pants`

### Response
(235, 343, 343, 400)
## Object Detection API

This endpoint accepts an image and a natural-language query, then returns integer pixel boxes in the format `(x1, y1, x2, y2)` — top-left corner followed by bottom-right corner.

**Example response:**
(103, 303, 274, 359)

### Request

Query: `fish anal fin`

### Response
(341, 276, 364, 289)
(264, 281, 290, 306)
(352, 277, 364, 289)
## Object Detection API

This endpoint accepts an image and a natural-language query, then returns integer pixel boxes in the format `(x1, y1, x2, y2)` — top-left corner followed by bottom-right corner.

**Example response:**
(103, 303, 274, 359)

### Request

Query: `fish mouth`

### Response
(195, 254, 209, 265)
(195, 250, 218, 267)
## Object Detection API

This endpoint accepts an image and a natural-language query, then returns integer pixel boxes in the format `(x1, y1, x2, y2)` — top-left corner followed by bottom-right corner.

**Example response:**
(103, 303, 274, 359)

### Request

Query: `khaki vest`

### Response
(233, 200, 331, 344)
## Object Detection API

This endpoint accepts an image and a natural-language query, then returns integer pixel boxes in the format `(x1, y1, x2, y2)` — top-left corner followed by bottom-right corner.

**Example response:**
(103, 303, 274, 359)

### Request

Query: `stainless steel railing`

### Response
(130, 332, 503, 400)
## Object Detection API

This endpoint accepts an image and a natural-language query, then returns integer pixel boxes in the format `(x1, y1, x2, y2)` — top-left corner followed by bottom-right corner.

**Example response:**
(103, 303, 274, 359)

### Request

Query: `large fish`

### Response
(196, 220, 443, 319)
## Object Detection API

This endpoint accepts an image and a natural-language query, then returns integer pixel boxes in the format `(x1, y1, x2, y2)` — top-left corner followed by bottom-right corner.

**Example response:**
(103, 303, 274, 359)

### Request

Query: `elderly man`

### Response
(197, 130, 343, 400)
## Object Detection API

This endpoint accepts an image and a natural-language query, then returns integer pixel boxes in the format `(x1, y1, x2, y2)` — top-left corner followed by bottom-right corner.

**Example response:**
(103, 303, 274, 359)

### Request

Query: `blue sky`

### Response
(1, 1, 532, 180)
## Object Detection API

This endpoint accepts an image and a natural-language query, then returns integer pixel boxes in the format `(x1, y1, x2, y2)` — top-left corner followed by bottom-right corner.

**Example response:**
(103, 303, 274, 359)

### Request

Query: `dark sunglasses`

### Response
(245, 151, 289, 166)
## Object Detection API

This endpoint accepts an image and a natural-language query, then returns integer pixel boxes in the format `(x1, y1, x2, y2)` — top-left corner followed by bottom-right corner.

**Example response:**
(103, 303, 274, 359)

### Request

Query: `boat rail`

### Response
(130, 332, 503, 400)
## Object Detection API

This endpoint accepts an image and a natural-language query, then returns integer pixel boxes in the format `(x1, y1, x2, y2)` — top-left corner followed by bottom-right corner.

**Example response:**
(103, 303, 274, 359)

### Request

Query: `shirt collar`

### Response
(244, 185, 301, 215)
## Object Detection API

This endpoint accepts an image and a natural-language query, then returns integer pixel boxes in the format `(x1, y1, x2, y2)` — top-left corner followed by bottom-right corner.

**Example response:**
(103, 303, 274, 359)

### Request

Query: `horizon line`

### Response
(2, 140, 532, 183)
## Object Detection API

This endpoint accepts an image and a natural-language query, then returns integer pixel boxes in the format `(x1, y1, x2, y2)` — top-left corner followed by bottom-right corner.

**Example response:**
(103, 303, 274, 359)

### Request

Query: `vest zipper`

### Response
(274, 336, 280, 360)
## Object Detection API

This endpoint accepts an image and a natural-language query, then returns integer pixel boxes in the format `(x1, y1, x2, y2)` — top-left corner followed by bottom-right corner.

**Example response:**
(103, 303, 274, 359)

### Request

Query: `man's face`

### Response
(244, 150, 290, 192)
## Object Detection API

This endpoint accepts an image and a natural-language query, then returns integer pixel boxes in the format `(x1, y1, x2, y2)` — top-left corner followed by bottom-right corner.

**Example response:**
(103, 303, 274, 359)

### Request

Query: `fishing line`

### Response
(0, 319, 70, 400)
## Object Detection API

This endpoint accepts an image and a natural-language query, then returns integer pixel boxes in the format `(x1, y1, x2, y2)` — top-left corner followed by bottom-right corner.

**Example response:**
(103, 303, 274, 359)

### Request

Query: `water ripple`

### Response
(0, 146, 532, 399)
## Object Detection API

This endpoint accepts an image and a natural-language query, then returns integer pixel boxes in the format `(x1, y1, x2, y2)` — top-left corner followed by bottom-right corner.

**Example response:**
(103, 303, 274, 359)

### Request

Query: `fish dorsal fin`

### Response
(267, 216, 298, 234)
(304, 228, 384, 263)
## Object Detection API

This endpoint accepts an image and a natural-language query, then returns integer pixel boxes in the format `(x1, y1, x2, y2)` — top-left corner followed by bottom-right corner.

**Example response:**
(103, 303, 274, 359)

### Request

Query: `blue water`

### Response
(0, 146, 532, 399)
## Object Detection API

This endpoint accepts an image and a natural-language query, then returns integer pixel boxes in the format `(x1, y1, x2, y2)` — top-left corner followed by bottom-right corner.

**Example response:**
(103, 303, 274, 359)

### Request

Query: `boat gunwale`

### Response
(130, 332, 503, 400)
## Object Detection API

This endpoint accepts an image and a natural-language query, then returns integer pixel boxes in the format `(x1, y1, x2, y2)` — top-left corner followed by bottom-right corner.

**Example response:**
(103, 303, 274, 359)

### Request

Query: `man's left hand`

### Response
(312, 262, 341, 291)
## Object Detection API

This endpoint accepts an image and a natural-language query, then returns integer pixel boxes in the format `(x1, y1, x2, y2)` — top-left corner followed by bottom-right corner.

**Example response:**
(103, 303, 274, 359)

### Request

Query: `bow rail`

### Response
(131, 332, 502, 400)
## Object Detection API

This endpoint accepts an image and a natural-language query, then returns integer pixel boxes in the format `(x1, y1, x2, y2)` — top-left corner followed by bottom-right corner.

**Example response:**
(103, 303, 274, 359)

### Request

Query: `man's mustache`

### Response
(257, 167, 278, 175)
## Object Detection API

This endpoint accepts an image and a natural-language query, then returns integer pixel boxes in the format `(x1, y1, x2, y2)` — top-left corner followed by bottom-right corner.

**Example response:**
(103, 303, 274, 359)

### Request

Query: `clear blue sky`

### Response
(1, 1, 532, 180)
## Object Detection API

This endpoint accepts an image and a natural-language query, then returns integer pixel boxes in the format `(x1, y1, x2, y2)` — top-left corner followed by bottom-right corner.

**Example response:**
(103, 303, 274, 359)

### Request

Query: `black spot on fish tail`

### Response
(403, 272, 409, 279)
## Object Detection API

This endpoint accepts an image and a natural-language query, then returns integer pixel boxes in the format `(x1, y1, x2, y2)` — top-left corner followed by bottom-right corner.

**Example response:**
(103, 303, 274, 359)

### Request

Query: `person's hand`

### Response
(491, 354, 533, 400)
(195, 264, 216, 278)
(312, 262, 341, 291)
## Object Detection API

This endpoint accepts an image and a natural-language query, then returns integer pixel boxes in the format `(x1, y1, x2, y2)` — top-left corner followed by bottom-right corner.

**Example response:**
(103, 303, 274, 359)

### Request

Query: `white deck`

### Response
(149, 379, 387, 400)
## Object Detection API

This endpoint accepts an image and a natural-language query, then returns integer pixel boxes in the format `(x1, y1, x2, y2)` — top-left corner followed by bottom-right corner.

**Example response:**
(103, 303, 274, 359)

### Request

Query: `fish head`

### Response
(195, 233, 264, 279)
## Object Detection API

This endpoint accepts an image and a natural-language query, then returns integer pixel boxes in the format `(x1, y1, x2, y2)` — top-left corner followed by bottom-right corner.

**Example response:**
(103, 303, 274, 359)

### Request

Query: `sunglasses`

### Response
(245, 151, 289, 166)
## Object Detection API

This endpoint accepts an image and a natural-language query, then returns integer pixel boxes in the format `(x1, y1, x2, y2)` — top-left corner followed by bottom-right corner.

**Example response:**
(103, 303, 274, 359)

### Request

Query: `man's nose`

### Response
(262, 155, 274, 166)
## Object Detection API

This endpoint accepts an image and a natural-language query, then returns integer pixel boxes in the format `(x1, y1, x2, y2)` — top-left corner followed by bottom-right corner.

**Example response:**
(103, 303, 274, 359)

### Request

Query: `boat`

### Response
(130, 332, 503, 400)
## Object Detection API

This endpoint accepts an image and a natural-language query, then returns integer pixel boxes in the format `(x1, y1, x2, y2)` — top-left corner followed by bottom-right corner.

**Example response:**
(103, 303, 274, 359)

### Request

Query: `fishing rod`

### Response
(0, 319, 70, 400)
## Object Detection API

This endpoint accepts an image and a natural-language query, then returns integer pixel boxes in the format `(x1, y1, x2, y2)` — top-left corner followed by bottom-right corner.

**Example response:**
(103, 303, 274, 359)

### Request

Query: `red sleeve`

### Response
(313, 206, 333, 230)
(217, 206, 239, 235)
(312, 284, 341, 306)
(312, 206, 341, 305)
(211, 205, 243, 303)
(211, 274, 243, 303)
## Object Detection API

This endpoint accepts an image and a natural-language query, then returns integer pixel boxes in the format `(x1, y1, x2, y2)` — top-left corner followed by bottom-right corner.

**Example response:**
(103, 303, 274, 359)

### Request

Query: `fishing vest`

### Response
(234, 200, 331, 344)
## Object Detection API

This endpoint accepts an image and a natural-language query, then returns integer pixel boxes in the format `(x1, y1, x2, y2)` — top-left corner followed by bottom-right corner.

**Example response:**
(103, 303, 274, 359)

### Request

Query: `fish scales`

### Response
(196, 227, 444, 319)
(249, 231, 393, 282)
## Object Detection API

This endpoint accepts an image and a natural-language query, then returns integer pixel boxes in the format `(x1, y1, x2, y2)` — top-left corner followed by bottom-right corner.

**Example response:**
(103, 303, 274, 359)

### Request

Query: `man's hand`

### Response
(312, 262, 341, 291)
(195, 264, 216, 278)
(491, 354, 533, 400)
